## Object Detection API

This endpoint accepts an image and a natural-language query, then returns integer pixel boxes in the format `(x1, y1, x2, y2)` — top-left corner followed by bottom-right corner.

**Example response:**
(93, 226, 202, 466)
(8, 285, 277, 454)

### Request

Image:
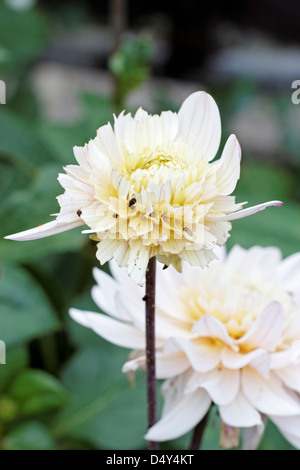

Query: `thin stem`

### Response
(145, 256, 159, 450)
(189, 409, 210, 450)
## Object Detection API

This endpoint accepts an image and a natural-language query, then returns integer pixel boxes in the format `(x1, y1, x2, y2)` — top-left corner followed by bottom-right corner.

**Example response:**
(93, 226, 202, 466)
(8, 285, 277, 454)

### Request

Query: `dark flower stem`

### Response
(189, 409, 210, 450)
(145, 256, 159, 450)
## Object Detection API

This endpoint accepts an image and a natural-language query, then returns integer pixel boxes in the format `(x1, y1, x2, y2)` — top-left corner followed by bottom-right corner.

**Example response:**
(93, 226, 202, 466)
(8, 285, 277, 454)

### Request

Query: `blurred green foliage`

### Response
(0, 0, 299, 451)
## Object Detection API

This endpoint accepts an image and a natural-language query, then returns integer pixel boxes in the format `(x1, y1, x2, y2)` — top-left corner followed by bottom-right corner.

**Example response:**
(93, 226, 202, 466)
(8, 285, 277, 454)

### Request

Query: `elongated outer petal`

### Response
(5, 220, 83, 241)
(69, 308, 145, 349)
(177, 91, 221, 162)
(192, 315, 238, 351)
(242, 368, 300, 416)
(215, 134, 241, 195)
(145, 388, 211, 442)
(236, 302, 285, 351)
(270, 415, 300, 449)
(219, 391, 262, 427)
(208, 201, 283, 222)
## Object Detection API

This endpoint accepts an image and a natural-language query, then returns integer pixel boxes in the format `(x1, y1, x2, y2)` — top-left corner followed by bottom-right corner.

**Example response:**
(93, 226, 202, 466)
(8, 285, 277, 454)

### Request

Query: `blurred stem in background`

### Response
(110, 0, 127, 111)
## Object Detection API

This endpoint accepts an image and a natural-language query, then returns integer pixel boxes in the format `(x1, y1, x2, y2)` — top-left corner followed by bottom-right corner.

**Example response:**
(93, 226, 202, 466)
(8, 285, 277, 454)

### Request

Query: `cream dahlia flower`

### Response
(70, 246, 300, 449)
(6, 92, 281, 284)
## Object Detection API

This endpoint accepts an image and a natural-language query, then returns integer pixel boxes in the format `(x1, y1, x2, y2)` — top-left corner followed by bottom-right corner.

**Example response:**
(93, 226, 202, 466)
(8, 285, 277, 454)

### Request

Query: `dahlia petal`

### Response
(275, 365, 300, 392)
(276, 252, 300, 305)
(108, 260, 143, 301)
(185, 368, 240, 405)
(145, 388, 211, 442)
(237, 302, 284, 351)
(270, 349, 295, 369)
(242, 368, 300, 416)
(219, 391, 262, 427)
(177, 91, 221, 162)
(243, 420, 266, 450)
(221, 347, 270, 378)
(179, 249, 217, 268)
(96, 122, 124, 165)
(270, 415, 300, 449)
(155, 351, 190, 379)
(96, 239, 122, 265)
(5, 220, 83, 241)
(215, 134, 241, 195)
(164, 337, 222, 372)
(91, 267, 131, 321)
(209, 201, 283, 222)
(73, 144, 91, 171)
(192, 315, 238, 351)
(127, 241, 150, 286)
(225, 245, 282, 281)
(69, 308, 145, 349)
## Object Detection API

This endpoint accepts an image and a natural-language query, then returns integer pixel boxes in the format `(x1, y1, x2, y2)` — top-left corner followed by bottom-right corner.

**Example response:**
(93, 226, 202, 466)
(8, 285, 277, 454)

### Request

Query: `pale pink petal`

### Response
(276, 252, 300, 305)
(221, 347, 270, 378)
(5, 220, 83, 241)
(115, 291, 177, 345)
(215, 134, 241, 195)
(275, 365, 300, 392)
(164, 337, 222, 372)
(242, 368, 300, 416)
(108, 260, 143, 301)
(177, 91, 221, 162)
(155, 351, 190, 379)
(270, 349, 294, 369)
(225, 245, 282, 281)
(91, 268, 131, 321)
(208, 201, 283, 222)
(192, 315, 238, 351)
(219, 390, 262, 427)
(236, 302, 284, 351)
(243, 420, 266, 450)
(161, 372, 191, 417)
(145, 389, 211, 442)
(270, 415, 300, 449)
(185, 368, 240, 405)
(69, 308, 145, 349)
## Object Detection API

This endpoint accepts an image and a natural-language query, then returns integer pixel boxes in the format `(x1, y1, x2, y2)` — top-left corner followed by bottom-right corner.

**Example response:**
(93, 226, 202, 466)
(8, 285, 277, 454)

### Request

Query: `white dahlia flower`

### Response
(70, 246, 300, 449)
(6, 92, 281, 284)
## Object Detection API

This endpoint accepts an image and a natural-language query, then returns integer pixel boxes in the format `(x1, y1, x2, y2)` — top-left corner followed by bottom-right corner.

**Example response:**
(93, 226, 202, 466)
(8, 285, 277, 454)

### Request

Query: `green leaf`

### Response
(52, 345, 148, 449)
(9, 369, 68, 415)
(0, 1, 49, 76)
(2, 421, 55, 450)
(0, 109, 52, 168)
(0, 261, 59, 346)
(0, 346, 28, 393)
(259, 420, 295, 450)
(228, 199, 300, 258)
(0, 165, 86, 261)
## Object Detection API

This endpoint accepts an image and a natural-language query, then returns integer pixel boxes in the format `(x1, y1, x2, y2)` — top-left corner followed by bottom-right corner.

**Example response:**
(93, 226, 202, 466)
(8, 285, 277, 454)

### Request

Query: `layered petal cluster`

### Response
(5, 92, 281, 284)
(70, 246, 300, 449)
